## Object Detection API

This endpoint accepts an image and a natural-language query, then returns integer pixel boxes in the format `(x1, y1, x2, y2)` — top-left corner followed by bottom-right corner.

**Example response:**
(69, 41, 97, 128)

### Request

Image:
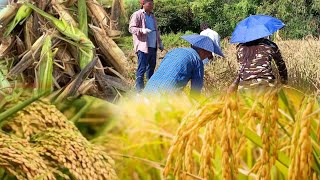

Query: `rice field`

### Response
(91, 87, 320, 180)
(123, 37, 320, 95)
(1, 38, 319, 179)
(91, 38, 320, 179)
(1, 1, 320, 179)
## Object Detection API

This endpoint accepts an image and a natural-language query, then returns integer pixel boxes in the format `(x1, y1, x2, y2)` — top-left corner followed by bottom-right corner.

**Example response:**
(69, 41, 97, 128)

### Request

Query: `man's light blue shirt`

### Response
(143, 48, 204, 94)
(144, 12, 157, 48)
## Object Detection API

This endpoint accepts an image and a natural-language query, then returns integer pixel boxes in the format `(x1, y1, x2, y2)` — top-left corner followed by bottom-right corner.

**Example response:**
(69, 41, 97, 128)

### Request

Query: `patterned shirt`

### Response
(236, 39, 287, 88)
(143, 48, 204, 95)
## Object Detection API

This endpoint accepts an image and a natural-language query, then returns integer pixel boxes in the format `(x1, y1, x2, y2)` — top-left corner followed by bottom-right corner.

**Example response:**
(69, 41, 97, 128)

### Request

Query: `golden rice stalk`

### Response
(0, 91, 48, 122)
(0, 133, 64, 180)
(219, 95, 242, 180)
(4, 4, 32, 37)
(296, 99, 314, 179)
(257, 90, 279, 180)
(199, 121, 216, 179)
(52, 1, 78, 27)
(32, 128, 118, 180)
(90, 25, 127, 73)
(288, 98, 316, 179)
(36, 35, 57, 94)
(3, 99, 77, 140)
(163, 102, 224, 178)
(7, 34, 47, 78)
(313, 172, 319, 180)
(317, 118, 320, 142)
(0, 3, 20, 34)
(184, 131, 199, 175)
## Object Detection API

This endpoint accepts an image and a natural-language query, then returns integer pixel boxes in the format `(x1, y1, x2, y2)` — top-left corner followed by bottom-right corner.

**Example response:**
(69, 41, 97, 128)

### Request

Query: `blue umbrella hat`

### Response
(230, 15, 285, 44)
(181, 34, 224, 57)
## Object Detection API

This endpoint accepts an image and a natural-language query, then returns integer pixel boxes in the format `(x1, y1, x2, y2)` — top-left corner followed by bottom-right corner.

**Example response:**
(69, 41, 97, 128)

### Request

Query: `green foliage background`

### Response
(124, 0, 320, 39)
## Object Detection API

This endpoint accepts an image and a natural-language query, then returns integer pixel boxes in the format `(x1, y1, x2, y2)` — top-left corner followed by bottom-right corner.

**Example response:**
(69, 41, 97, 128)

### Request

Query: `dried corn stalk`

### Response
(0, 3, 20, 33)
(1, 0, 129, 101)
(90, 25, 127, 73)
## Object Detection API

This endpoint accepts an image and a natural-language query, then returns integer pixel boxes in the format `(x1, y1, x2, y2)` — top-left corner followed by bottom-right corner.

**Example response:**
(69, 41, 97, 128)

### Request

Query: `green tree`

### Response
(257, 0, 320, 38)
(123, 0, 320, 39)
(154, 0, 198, 33)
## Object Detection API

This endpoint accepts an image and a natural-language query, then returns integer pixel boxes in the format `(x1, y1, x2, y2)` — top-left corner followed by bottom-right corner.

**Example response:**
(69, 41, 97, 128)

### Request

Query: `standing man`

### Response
(129, 0, 164, 92)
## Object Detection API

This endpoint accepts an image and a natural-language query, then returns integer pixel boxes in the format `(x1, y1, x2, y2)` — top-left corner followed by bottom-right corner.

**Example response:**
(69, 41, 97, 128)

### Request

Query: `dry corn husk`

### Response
(87, 0, 121, 37)
(0, 3, 20, 33)
(0, 35, 14, 58)
(90, 25, 127, 73)
(55, 44, 76, 76)
(16, 35, 26, 55)
(23, 15, 36, 50)
(1, 0, 128, 101)
(7, 34, 47, 78)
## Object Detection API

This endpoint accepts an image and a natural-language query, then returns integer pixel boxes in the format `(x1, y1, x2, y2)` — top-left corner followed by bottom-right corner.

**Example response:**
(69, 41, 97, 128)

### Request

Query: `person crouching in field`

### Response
(228, 15, 288, 93)
(143, 34, 223, 96)
(228, 37, 288, 93)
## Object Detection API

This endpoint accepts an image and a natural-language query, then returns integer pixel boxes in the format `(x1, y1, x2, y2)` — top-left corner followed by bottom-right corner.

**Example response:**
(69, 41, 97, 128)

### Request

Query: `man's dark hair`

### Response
(200, 22, 210, 31)
(143, 0, 153, 4)
(140, 0, 153, 9)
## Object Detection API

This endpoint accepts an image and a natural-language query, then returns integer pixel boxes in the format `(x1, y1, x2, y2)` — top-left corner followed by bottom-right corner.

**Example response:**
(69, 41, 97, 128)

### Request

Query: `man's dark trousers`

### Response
(136, 47, 157, 92)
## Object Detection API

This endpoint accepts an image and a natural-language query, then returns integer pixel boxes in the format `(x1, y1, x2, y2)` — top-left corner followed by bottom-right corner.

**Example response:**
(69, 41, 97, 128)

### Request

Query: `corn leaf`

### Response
(25, 3, 93, 48)
(77, 0, 91, 69)
(78, 0, 88, 36)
